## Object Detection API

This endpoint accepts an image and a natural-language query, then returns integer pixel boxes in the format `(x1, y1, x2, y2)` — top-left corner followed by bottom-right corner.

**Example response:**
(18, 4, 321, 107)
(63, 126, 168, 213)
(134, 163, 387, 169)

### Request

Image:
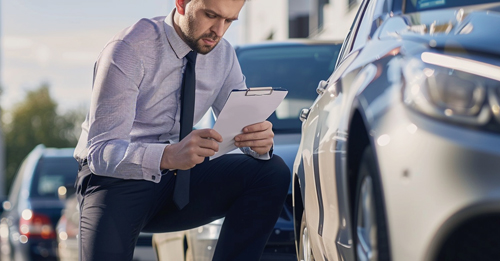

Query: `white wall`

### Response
(242, 0, 289, 43)
(241, 0, 360, 43)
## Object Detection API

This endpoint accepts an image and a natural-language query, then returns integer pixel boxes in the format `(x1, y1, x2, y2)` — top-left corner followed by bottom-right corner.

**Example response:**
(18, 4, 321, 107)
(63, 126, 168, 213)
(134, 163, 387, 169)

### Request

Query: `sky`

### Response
(0, 0, 243, 119)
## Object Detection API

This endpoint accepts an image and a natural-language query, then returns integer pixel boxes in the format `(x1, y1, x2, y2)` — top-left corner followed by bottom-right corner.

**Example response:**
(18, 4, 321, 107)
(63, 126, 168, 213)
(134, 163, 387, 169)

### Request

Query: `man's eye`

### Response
(206, 13, 216, 18)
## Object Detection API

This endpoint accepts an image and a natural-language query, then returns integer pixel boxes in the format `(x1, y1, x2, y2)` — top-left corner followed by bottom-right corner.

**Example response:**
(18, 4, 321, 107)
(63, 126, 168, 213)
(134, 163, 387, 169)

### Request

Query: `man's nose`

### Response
(211, 19, 226, 38)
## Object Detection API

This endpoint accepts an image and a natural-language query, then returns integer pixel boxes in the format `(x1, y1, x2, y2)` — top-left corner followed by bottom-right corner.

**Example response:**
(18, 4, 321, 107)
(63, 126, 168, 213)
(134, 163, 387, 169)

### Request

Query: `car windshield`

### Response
(237, 44, 341, 133)
(405, 0, 500, 13)
(30, 156, 78, 199)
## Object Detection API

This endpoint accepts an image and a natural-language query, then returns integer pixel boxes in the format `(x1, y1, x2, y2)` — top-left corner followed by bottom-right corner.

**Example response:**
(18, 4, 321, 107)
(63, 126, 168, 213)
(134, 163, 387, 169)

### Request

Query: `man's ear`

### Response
(175, 0, 189, 15)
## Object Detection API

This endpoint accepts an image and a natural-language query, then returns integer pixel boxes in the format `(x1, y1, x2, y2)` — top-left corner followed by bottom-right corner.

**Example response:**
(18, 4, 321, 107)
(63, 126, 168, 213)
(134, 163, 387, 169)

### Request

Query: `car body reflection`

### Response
(292, 1, 500, 261)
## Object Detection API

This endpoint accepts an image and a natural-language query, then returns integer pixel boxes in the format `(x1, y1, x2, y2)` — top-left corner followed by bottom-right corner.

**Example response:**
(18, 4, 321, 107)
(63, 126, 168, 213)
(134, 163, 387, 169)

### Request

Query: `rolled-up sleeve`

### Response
(86, 40, 165, 182)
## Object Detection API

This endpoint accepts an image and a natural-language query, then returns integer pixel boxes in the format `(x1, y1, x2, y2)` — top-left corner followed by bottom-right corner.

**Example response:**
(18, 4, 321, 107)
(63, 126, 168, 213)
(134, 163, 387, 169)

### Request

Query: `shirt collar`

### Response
(164, 9, 193, 60)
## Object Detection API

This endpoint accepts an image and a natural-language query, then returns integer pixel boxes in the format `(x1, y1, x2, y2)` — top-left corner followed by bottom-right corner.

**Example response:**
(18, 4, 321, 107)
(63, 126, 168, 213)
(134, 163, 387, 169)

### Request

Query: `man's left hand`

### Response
(234, 121, 274, 155)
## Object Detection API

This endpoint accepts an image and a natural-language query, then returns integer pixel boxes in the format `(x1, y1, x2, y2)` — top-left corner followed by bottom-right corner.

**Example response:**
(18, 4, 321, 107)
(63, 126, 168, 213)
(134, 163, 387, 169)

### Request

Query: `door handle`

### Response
(300, 108, 310, 122)
(316, 80, 328, 95)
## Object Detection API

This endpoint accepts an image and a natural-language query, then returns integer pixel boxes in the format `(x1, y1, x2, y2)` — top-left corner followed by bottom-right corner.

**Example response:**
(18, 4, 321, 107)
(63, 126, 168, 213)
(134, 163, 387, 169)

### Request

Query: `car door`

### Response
(299, 2, 369, 259)
(300, 0, 390, 259)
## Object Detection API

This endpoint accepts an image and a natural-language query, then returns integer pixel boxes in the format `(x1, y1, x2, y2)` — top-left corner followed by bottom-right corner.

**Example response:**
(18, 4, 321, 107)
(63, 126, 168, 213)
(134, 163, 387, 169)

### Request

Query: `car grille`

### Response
(435, 214, 500, 261)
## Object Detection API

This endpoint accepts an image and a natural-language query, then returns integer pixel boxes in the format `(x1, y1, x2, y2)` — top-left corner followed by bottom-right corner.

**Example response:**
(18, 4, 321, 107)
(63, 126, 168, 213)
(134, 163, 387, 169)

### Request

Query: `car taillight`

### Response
(19, 209, 56, 239)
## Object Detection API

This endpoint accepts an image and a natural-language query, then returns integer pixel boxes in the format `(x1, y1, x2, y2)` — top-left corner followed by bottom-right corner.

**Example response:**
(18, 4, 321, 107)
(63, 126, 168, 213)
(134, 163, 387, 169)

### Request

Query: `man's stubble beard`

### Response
(183, 12, 221, 54)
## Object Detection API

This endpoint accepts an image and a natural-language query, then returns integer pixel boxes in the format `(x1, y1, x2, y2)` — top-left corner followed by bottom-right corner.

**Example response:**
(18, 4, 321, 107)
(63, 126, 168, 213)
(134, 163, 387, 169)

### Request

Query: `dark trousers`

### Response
(76, 154, 290, 261)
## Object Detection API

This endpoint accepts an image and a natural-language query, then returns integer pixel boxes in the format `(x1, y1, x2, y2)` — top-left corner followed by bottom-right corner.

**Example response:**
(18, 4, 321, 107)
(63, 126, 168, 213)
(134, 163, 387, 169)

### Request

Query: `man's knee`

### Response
(260, 155, 291, 190)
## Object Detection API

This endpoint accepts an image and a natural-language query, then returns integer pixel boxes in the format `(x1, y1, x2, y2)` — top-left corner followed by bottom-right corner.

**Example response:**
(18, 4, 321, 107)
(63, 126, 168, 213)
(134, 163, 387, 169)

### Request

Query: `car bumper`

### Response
(372, 103, 500, 261)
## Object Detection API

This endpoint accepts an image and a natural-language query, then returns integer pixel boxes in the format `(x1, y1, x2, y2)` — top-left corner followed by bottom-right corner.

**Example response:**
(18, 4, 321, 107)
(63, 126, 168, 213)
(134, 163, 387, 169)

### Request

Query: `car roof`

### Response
(41, 147, 75, 158)
(234, 39, 344, 51)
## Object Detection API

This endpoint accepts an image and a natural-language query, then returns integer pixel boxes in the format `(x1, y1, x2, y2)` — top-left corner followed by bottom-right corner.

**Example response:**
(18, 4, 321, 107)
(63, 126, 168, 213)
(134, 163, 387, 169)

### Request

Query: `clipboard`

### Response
(210, 87, 288, 160)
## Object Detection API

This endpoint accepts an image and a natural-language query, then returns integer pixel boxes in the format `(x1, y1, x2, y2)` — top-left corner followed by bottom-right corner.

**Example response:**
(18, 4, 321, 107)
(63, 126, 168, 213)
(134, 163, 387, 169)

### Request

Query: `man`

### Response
(73, 0, 291, 260)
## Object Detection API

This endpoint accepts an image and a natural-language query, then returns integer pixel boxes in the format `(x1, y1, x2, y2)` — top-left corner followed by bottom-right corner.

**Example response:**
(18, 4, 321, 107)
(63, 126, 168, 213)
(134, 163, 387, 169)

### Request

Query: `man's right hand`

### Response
(160, 129, 223, 170)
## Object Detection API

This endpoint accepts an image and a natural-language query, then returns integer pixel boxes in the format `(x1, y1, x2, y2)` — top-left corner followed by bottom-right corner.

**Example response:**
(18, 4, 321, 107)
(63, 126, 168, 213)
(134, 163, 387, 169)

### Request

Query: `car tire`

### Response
(353, 147, 390, 261)
(298, 210, 314, 261)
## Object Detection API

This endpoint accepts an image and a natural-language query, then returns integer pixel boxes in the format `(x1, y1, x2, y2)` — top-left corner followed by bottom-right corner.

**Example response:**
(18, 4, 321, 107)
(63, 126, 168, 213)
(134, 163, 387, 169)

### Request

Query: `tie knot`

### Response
(185, 51, 197, 64)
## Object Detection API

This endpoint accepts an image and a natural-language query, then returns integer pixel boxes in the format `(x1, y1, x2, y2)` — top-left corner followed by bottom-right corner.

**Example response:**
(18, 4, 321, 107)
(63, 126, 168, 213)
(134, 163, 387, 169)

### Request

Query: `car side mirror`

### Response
(300, 108, 310, 122)
(316, 80, 328, 95)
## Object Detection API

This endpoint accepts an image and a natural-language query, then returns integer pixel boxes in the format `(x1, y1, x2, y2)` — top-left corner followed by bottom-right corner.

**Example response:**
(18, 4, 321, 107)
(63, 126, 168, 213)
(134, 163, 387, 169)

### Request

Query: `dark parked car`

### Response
(0, 145, 78, 261)
(293, 1, 500, 261)
(152, 39, 343, 261)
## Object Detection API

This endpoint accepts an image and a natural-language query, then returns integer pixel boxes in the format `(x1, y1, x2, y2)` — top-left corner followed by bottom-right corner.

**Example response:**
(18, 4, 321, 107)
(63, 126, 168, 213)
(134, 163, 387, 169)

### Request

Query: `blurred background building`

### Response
(242, 0, 361, 42)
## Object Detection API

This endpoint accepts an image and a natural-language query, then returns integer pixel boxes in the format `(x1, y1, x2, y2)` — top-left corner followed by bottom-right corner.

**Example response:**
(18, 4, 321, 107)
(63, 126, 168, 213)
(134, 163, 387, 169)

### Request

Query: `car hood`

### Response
(380, 6, 500, 56)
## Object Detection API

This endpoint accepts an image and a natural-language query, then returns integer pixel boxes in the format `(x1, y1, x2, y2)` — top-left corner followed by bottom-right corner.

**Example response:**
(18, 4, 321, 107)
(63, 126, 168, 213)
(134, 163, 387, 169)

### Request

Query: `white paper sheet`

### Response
(210, 87, 288, 160)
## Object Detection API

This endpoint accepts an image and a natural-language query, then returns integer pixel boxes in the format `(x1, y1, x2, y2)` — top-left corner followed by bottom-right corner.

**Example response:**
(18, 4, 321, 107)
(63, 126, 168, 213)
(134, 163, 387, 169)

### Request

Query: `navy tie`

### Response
(173, 51, 197, 209)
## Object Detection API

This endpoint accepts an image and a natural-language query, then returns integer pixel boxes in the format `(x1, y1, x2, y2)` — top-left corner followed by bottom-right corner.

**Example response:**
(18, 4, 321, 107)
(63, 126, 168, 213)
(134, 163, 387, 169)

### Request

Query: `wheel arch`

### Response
(346, 105, 393, 261)
(346, 109, 371, 216)
(292, 161, 305, 255)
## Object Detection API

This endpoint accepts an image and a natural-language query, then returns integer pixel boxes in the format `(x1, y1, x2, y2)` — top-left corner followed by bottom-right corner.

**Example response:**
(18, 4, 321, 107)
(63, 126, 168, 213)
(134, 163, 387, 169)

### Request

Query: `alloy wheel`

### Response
(356, 175, 378, 261)
(299, 212, 314, 261)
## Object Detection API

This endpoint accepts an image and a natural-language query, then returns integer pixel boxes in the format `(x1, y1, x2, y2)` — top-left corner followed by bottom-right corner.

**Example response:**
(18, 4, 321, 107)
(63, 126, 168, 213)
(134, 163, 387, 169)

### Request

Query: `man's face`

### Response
(176, 0, 244, 54)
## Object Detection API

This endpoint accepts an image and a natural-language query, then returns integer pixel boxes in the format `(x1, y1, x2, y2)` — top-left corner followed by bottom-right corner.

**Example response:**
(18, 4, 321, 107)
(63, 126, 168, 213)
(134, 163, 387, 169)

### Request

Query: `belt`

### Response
(76, 159, 92, 181)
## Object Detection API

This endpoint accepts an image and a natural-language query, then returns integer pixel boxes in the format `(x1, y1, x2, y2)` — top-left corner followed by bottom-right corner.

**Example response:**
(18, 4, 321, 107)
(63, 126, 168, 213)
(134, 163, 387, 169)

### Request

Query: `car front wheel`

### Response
(353, 147, 390, 261)
(298, 210, 314, 261)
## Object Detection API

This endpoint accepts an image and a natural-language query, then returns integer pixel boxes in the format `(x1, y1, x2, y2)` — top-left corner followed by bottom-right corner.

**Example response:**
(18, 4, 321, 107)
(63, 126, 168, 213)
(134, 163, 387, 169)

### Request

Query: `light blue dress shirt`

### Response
(74, 10, 270, 183)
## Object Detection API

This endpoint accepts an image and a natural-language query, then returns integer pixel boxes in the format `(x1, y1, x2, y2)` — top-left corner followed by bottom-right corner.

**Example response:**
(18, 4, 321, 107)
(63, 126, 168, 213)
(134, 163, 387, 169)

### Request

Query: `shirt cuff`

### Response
(241, 146, 272, 160)
(142, 143, 169, 182)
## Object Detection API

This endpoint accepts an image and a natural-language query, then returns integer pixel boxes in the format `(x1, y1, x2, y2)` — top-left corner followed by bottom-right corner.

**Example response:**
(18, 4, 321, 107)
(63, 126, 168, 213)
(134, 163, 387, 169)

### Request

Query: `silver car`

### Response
(293, 1, 500, 261)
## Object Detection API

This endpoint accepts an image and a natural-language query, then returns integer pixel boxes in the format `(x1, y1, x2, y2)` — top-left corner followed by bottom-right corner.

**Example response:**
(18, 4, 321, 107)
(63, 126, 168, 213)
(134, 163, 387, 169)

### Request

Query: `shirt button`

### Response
(152, 175, 156, 180)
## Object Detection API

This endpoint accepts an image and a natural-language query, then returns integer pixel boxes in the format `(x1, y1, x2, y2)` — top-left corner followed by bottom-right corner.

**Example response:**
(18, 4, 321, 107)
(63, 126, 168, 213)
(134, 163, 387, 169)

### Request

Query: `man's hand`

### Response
(234, 121, 274, 155)
(160, 129, 222, 170)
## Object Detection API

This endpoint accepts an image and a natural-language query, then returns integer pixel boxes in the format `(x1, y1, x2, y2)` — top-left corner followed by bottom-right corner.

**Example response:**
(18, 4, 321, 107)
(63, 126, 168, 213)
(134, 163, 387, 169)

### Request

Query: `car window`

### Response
(352, 0, 379, 51)
(335, 31, 351, 69)
(30, 156, 78, 199)
(405, 0, 500, 13)
(336, 0, 368, 65)
(237, 44, 341, 133)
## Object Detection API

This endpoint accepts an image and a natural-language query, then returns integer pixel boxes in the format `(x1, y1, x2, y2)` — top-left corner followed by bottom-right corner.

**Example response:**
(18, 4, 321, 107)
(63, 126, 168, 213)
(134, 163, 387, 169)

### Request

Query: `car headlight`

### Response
(403, 52, 500, 131)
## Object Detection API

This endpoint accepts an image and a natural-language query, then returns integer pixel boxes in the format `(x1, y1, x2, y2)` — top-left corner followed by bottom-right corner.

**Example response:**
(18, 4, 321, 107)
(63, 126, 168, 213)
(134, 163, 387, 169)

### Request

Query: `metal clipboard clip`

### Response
(245, 87, 274, 96)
